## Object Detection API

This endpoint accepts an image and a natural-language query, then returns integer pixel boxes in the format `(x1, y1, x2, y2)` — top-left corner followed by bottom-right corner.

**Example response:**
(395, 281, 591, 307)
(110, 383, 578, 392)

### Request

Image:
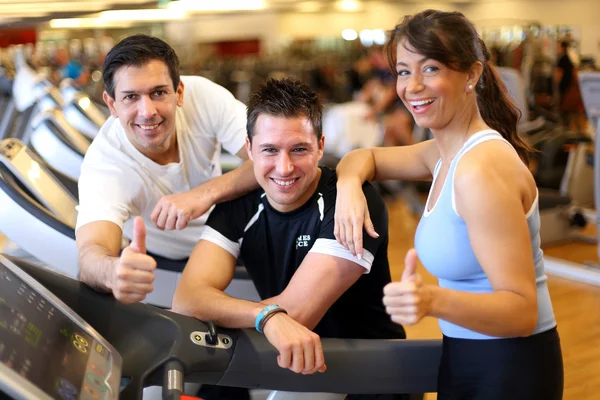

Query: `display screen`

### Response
(0, 262, 115, 400)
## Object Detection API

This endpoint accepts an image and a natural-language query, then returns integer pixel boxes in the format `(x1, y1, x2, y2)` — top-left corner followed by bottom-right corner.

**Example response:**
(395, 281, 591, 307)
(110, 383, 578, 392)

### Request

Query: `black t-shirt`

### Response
(201, 167, 405, 340)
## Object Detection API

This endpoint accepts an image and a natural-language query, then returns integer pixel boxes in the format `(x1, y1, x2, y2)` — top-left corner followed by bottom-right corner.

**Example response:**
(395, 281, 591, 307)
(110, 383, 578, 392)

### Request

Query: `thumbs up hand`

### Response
(383, 248, 432, 326)
(111, 217, 157, 304)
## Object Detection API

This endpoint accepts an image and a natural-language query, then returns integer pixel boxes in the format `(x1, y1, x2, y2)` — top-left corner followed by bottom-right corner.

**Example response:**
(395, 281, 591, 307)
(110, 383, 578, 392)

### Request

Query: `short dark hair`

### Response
(102, 34, 180, 99)
(246, 78, 323, 143)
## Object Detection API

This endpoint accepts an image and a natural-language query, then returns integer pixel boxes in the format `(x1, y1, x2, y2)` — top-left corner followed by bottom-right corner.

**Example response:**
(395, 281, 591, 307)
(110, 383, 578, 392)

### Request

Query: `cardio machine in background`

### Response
(543, 71, 600, 287)
(496, 66, 597, 249)
(0, 254, 442, 400)
(0, 138, 259, 308)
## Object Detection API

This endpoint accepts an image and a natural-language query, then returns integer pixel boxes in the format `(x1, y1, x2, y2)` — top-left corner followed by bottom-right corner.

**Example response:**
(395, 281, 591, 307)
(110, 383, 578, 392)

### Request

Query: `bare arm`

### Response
(173, 239, 364, 329)
(335, 140, 439, 257)
(76, 221, 122, 292)
(151, 151, 259, 230)
(336, 139, 438, 184)
(264, 253, 366, 330)
(432, 148, 538, 336)
(207, 147, 258, 204)
(385, 144, 538, 337)
(172, 240, 365, 374)
(171, 239, 263, 327)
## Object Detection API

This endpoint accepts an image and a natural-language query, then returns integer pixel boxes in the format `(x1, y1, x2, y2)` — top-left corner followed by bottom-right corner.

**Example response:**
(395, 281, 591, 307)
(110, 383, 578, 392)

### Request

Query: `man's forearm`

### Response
(78, 244, 117, 293)
(200, 160, 258, 205)
(260, 295, 320, 330)
(172, 284, 264, 329)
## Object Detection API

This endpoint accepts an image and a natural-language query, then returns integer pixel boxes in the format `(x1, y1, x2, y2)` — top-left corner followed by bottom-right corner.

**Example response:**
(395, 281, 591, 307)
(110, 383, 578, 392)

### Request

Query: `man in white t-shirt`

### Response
(75, 34, 257, 305)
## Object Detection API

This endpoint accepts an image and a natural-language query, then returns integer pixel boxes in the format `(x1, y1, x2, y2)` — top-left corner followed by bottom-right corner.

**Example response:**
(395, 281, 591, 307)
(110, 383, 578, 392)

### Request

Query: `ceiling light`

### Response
(342, 29, 358, 41)
(98, 8, 186, 21)
(373, 29, 386, 45)
(0, 1, 109, 12)
(49, 7, 186, 29)
(359, 29, 373, 47)
(49, 18, 136, 29)
(296, 1, 321, 13)
(168, 0, 266, 12)
(336, 0, 361, 12)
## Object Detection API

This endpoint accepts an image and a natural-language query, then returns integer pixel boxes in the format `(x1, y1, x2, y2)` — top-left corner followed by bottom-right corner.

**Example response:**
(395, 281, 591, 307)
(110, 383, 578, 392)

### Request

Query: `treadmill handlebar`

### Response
(216, 330, 441, 394)
(9, 256, 441, 396)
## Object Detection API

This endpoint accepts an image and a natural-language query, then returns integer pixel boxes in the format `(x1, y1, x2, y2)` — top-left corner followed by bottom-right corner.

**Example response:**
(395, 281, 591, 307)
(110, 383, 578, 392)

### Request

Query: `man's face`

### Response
(103, 59, 183, 159)
(246, 114, 324, 213)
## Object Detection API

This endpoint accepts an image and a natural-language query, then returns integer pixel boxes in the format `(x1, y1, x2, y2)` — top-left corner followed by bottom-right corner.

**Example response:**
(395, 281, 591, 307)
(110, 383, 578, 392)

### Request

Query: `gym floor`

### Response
(386, 197, 600, 400)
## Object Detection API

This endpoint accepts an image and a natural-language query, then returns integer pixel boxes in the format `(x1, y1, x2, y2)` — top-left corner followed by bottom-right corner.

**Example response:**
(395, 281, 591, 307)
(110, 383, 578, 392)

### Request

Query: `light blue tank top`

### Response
(414, 130, 557, 339)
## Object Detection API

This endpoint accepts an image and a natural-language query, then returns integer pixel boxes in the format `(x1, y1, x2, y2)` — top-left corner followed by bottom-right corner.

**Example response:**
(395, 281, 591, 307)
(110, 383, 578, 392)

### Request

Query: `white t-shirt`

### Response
(76, 76, 247, 259)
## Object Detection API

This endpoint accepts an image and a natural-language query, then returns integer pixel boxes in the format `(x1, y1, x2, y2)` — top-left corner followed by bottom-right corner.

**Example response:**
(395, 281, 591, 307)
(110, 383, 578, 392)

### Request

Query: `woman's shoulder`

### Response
(454, 138, 536, 199)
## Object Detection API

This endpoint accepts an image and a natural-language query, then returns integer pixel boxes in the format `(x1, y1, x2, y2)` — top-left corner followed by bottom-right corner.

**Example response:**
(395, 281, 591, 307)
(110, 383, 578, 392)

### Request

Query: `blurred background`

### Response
(0, 1, 599, 399)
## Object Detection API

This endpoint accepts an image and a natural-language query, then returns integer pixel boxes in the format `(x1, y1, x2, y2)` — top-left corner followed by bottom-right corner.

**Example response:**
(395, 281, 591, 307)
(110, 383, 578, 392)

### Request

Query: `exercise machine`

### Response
(0, 138, 258, 307)
(543, 71, 600, 286)
(496, 66, 596, 246)
(0, 254, 442, 399)
(60, 78, 107, 140)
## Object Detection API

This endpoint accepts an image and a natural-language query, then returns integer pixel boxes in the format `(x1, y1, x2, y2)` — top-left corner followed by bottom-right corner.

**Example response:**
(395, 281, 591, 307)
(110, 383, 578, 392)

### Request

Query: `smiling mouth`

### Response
(272, 178, 298, 187)
(136, 121, 163, 131)
(408, 98, 436, 109)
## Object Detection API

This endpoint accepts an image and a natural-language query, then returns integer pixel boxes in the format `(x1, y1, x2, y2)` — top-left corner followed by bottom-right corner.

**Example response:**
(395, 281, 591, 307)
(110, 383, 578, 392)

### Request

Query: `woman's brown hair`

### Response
(385, 9, 534, 164)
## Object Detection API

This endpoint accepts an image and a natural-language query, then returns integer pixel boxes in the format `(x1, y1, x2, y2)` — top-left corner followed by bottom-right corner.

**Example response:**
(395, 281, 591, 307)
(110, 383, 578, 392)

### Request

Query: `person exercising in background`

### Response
(171, 78, 407, 400)
(75, 34, 258, 303)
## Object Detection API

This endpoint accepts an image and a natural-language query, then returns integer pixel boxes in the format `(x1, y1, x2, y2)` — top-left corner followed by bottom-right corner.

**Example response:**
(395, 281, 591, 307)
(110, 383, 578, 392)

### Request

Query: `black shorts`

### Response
(438, 327, 563, 400)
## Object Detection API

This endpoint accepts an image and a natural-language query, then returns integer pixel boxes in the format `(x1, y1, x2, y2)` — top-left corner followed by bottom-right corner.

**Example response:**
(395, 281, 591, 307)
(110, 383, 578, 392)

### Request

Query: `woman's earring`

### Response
(468, 84, 473, 91)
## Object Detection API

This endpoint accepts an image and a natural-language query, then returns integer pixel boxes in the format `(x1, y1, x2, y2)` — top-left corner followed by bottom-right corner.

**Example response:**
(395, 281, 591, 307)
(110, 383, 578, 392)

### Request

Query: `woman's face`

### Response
(395, 39, 471, 131)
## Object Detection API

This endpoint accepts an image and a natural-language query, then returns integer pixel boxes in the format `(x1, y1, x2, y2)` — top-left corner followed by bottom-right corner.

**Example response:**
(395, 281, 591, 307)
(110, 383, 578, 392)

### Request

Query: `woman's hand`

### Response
(383, 249, 433, 325)
(334, 179, 379, 258)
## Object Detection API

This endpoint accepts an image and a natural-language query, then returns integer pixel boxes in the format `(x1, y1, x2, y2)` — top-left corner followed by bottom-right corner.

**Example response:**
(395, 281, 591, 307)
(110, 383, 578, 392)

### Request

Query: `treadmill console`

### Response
(0, 256, 121, 400)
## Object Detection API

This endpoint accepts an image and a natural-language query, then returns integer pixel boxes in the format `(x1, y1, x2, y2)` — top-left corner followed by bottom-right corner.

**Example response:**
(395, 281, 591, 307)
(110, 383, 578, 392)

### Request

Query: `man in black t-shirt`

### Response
(172, 79, 405, 395)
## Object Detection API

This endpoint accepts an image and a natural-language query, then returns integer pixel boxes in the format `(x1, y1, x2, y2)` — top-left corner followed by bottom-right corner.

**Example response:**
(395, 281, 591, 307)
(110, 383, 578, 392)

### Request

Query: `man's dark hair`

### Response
(246, 78, 323, 143)
(102, 34, 180, 99)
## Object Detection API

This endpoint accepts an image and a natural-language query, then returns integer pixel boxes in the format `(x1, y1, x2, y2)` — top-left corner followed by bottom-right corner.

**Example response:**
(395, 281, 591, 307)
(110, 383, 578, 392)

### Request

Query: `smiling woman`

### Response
(386, 10, 533, 164)
(333, 9, 564, 400)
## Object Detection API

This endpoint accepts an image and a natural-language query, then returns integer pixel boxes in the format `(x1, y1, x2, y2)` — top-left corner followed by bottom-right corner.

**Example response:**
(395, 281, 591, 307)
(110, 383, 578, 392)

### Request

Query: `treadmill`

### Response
(0, 138, 258, 307)
(0, 138, 79, 278)
(0, 255, 442, 399)
(29, 108, 90, 181)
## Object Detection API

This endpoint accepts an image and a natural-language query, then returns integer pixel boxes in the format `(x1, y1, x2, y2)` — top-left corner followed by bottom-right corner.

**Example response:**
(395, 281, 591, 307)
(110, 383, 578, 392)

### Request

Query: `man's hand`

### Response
(383, 249, 433, 326)
(151, 189, 214, 230)
(111, 217, 157, 303)
(263, 313, 327, 375)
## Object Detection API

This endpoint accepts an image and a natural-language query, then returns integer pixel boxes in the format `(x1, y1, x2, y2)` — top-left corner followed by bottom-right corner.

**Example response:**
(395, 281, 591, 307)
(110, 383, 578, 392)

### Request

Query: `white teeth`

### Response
(274, 179, 297, 186)
(139, 123, 160, 130)
(409, 99, 435, 106)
